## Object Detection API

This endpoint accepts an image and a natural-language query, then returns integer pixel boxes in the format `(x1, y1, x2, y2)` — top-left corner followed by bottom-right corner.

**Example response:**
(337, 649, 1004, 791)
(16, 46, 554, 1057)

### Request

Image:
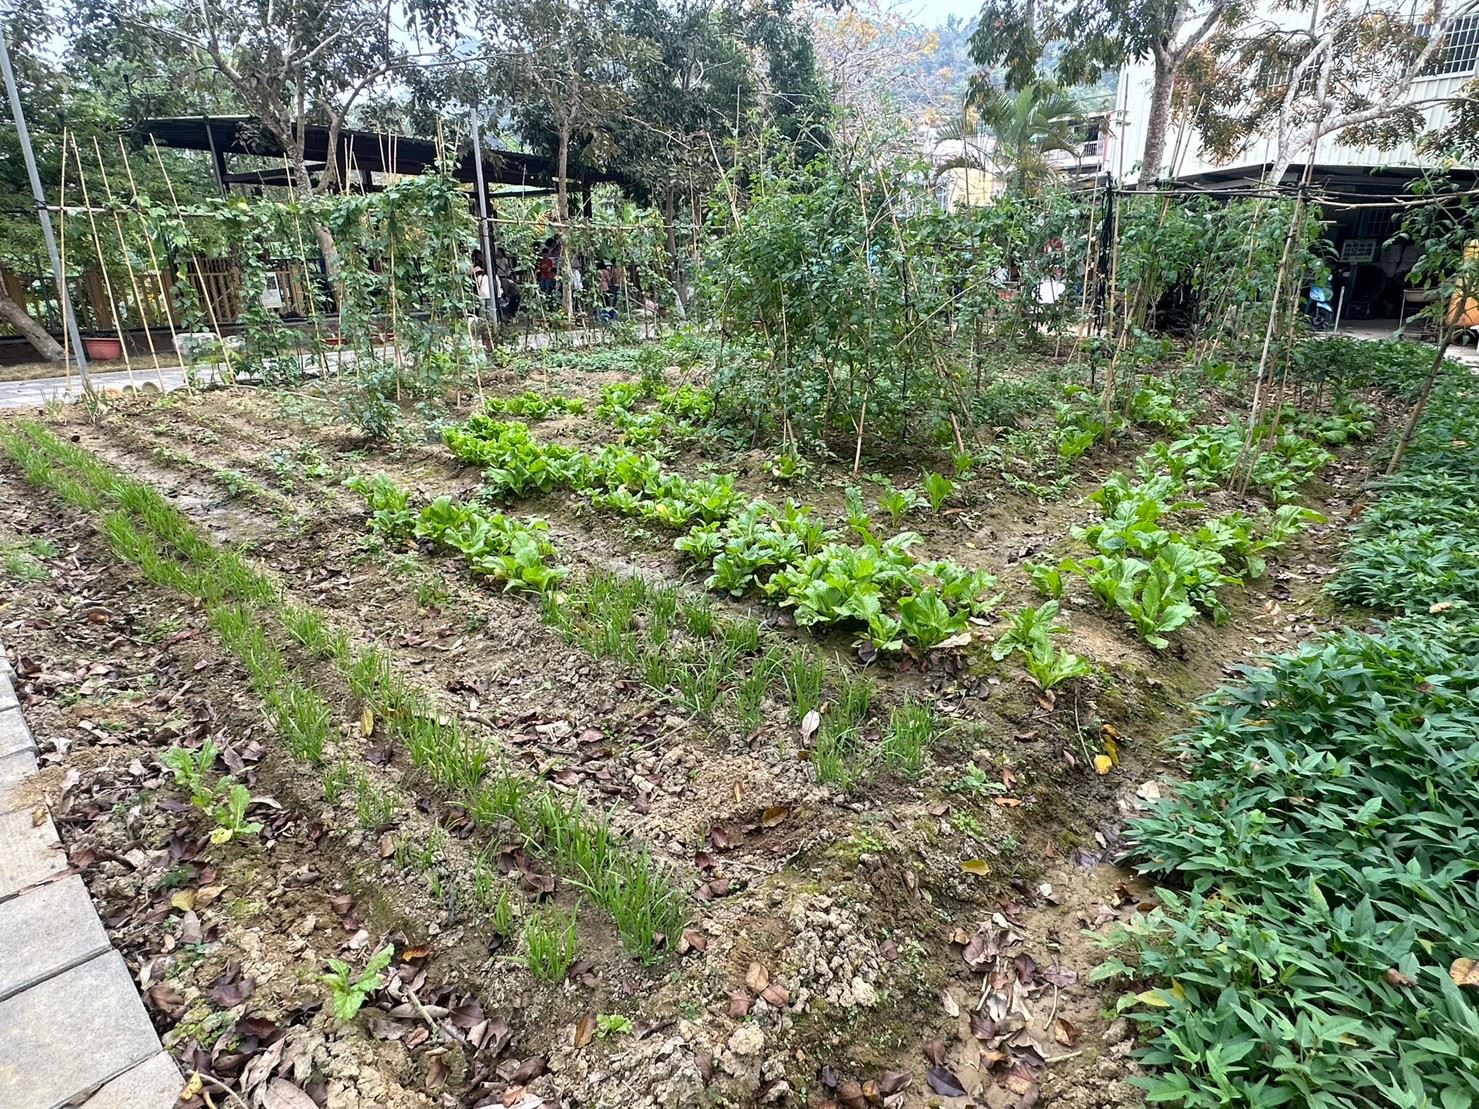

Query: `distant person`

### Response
(571, 254, 586, 301)
(607, 261, 626, 309)
(536, 247, 557, 305)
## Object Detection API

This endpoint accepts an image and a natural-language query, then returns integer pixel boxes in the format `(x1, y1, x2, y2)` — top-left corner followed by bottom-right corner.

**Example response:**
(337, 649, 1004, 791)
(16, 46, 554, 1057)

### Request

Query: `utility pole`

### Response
(0, 26, 92, 392)
(469, 104, 499, 327)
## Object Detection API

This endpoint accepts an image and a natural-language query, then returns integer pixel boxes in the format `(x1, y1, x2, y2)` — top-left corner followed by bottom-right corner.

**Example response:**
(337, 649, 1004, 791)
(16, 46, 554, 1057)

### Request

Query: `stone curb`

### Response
(0, 637, 183, 1107)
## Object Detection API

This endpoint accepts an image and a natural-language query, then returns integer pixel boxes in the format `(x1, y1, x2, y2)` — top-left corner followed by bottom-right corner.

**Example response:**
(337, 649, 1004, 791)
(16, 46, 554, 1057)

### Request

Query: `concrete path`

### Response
(0, 642, 183, 1108)
(0, 324, 626, 410)
(0, 366, 189, 409)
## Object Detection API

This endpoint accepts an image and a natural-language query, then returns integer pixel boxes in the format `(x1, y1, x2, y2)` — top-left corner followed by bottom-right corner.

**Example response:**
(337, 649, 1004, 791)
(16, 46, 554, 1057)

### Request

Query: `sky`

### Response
(894, 0, 982, 27)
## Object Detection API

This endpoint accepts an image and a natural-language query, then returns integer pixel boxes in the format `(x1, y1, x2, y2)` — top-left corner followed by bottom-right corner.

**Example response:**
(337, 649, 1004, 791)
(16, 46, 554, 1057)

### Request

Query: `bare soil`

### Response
(0, 361, 1380, 1108)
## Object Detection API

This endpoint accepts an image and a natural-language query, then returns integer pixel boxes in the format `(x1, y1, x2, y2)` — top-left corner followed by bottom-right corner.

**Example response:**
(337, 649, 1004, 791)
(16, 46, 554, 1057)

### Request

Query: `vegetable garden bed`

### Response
(0, 335, 1427, 1108)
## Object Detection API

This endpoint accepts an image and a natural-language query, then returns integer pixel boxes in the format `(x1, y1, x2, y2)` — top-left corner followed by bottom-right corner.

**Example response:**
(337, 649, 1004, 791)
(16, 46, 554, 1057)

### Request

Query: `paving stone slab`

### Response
(0, 747, 36, 788)
(0, 874, 110, 1002)
(79, 1051, 183, 1109)
(0, 951, 161, 1109)
(0, 750, 38, 818)
(0, 706, 33, 757)
(0, 674, 16, 712)
(0, 804, 66, 898)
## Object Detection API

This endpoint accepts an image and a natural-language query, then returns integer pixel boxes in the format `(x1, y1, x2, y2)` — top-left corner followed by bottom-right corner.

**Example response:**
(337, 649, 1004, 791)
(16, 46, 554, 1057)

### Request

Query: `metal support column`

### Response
(0, 27, 92, 391)
(469, 105, 499, 326)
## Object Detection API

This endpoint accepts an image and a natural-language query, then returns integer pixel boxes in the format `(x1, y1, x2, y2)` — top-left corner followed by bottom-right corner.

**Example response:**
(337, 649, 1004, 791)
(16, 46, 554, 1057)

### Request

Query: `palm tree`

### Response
(933, 79, 1087, 199)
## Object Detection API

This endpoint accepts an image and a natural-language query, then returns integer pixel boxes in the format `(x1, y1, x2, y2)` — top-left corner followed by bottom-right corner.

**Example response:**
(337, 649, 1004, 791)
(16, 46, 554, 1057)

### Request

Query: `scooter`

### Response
(1306, 283, 1334, 330)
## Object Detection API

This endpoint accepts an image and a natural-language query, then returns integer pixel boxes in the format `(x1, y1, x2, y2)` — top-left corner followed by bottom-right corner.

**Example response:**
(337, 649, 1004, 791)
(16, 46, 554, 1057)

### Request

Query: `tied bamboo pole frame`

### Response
(151, 136, 232, 386)
(69, 132, 138, 392)
(90, 134, 168, 389)
(118, 136, 188, 392)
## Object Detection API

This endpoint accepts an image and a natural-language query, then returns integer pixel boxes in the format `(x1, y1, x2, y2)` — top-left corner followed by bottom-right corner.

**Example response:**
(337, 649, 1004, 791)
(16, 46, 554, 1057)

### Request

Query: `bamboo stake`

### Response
(1235, 192, 1305, 495)
(71, 135, 137, 392)
(151, 137, 231, 386)
(59, 127, 73, 398)
(117, 137, 186, 390)
(281, 155, 330, 380)
(91, 136, 166, 388)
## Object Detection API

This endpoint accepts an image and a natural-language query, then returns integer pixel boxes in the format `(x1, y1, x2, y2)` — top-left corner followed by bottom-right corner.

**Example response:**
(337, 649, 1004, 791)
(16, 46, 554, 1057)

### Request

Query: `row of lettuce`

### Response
(1104, 348, 1479, 1105)
(431, 403, 1351, 656)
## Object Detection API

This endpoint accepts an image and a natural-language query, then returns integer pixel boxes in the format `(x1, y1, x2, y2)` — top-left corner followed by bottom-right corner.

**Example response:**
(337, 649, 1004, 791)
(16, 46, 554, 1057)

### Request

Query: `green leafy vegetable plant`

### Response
(344, 473, 415, 540)
(323, 944, 395, 1024)
(921, 470, 954, 512)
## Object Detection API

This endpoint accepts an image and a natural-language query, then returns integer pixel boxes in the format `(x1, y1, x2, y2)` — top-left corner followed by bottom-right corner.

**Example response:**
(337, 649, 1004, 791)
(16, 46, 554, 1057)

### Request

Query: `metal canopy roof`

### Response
(1168, 162, 1478, 199)
(138, 116, 622, 192)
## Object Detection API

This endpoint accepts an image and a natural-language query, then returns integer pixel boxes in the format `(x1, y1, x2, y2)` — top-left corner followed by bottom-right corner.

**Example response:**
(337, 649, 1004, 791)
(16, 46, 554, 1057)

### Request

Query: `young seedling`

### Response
(523, 907, 578, 983)
(681, 595, 716, 637)
(877, 484, 924, 524)
(491, 884, 519, 937)
(783, 649, 826, 722)
(355, 775, 398, 831)
(837, 669, 874, 724)
(598, 1014, 635, 1037)
(843, 485, 874, 541)
(323, 759, 353, 804)
(992, 602, 1092, 689)
(208, 784, 263, 844)
(1023, 559, 1067, 599)
(322, 943, 395, 1023)
(881, 701, 932, 775)
(767, 447, 809, 483)
(921, 471, 955, 512)
(161, 741, 221, 810)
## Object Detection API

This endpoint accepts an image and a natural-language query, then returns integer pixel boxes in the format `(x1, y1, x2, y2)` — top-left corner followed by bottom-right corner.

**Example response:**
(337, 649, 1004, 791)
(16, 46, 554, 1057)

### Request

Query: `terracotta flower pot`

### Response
(82, 337, 124, 361)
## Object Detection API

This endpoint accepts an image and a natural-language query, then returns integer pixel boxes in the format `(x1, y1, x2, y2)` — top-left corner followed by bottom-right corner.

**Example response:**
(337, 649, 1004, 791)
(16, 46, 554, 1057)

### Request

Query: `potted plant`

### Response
(81, 334, 124, 360)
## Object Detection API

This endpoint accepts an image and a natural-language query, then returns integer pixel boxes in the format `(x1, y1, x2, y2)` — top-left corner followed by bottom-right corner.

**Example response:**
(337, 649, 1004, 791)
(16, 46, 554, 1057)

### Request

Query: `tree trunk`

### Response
(0, 281, 65, 362)
(1137, 47, 1177, 188)
(1386, 331, 1451, 475)
(287, 152, 343, 297)
(556, 122, 575, 325)
(663, 190, 687, 314)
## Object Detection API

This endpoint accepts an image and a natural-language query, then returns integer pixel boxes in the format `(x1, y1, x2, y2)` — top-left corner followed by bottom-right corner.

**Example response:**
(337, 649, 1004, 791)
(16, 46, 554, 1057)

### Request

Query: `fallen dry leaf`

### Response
(745, 962, 770, 993)
(878, 1070, 911, 1095)
(680, 928, 708, 953)
(263, 1079, 316, 1109)
(800, 709, 821, 744)
(925, 1065, 967, 1097)
(760, 805, 789, 828)
(939, 987, 960, 1017)
(1093, 754, 1113, 775)
(960, 859, 990, 876)
(1384, 968, 1417, 989)
(574, 1012, 596, 1049)
(1451, 957, 1479, 988)
(360, 707, 375, 737)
